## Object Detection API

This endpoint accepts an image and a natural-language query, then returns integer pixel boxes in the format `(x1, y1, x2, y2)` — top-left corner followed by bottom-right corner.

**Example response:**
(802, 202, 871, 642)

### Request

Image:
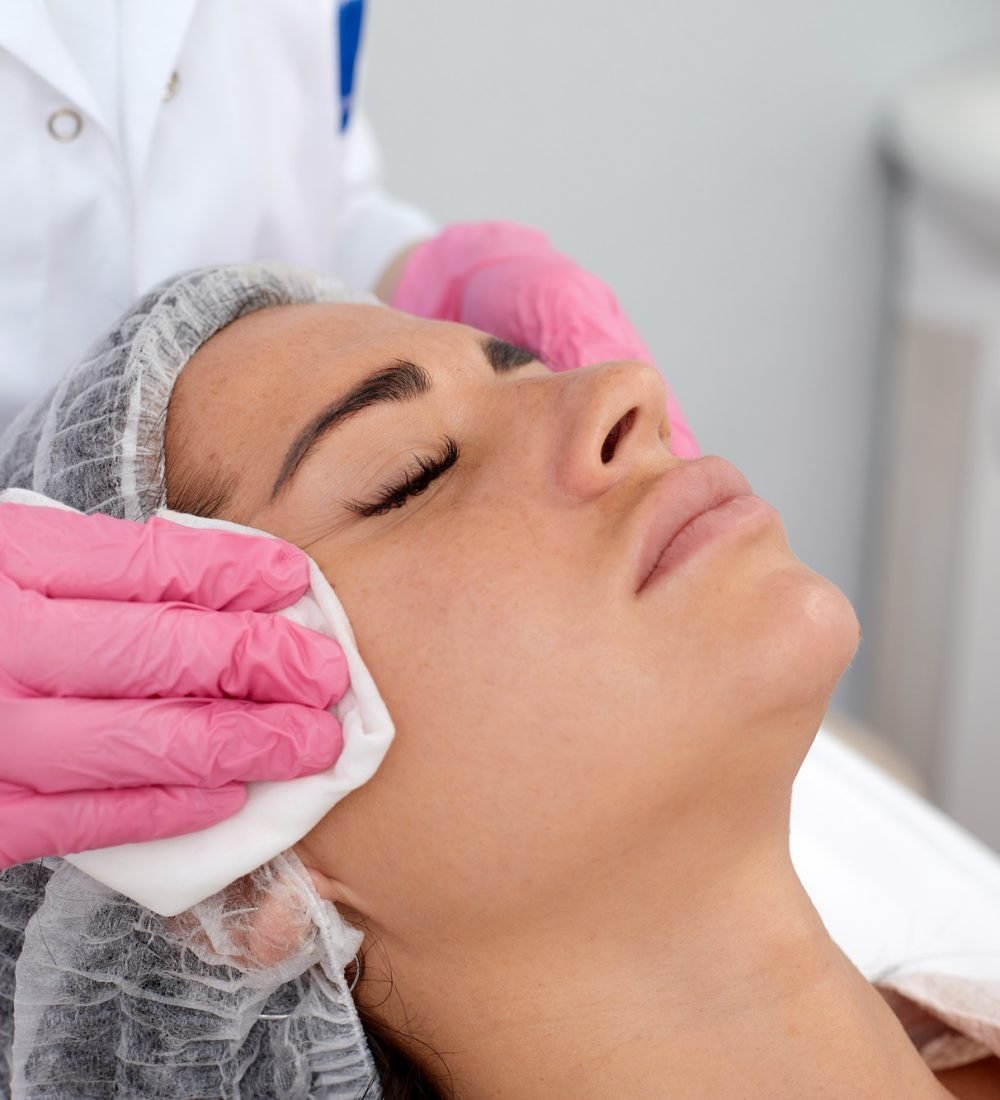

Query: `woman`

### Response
(1, 265, 997, 1099)
(0, 0, 699, 868)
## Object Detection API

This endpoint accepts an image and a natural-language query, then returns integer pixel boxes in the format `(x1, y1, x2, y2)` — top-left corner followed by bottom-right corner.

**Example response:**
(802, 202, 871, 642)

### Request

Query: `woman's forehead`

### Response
(193, 303, 399, 376)
(165, 302, 473, 518)
(181, 301, 469, 397)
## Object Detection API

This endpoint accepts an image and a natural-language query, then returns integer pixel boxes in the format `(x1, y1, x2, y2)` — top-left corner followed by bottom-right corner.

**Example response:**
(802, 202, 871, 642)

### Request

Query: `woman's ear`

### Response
(293, 841, 369, 923)
(303, 863, 342, 904)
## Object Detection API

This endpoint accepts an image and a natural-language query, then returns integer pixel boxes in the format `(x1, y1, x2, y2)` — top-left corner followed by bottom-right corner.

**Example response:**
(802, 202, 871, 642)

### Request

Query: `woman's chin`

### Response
(754, 563, 861, 723)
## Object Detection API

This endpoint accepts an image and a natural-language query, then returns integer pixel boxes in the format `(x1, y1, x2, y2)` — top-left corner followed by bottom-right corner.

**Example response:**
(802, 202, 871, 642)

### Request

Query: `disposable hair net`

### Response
(0, 263, 374, 520)
(0, 855, 372, 1099)
(0, 264, 387, 1098)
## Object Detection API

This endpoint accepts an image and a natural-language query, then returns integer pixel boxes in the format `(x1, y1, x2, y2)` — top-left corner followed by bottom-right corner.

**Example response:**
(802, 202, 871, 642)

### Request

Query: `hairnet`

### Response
(0, 264, 385, 1097)
(0, 262, 369, 519)
(0, 855, 375, 1098)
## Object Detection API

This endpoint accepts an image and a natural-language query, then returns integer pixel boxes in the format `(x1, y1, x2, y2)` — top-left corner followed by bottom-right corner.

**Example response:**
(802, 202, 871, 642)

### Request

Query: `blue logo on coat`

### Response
(338, 0, 365, 131)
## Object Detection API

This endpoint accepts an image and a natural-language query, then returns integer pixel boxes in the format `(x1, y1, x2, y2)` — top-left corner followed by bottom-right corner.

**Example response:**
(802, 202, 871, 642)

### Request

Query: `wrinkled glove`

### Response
(0, 499, 348, 867)
(391, 220, 699, 458)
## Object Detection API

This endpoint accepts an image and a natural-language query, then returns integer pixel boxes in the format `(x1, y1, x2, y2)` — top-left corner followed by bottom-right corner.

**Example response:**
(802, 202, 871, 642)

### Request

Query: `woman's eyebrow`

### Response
(270, 338, 536, 500)
(482, 336, 538, 373)
(271, 359, 429, 499)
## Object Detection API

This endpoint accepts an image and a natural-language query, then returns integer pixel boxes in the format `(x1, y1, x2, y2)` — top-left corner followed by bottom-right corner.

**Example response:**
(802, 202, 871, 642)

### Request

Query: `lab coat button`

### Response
(47, 108, 83, 143)
(163, 71, 181, 102)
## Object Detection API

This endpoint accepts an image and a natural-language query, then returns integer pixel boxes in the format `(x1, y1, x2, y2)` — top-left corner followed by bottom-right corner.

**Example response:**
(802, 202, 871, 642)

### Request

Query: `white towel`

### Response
(2, 490, 394, 916)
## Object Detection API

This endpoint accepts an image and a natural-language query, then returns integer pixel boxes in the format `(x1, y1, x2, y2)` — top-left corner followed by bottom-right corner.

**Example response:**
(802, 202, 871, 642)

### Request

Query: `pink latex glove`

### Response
(391, 220, 699, 458)
(0, 501, 348, 867)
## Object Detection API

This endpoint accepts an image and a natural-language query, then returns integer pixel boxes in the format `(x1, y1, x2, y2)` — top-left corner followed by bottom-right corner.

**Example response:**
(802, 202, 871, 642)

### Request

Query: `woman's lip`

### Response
(640, 494, 779, 592)
(634, 458, 756, 593)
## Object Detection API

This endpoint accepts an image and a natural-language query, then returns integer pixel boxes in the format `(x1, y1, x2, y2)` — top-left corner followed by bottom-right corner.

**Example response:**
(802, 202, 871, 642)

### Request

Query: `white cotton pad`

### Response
(65, 509, 395, 916)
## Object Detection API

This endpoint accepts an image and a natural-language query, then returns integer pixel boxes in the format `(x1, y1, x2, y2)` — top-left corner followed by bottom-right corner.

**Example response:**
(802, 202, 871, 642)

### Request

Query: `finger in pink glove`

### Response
(391, 221, 699, 459)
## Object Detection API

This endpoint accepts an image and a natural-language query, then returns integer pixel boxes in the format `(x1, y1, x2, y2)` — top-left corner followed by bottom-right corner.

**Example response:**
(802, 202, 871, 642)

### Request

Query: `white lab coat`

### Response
(0, 0, 435, 432)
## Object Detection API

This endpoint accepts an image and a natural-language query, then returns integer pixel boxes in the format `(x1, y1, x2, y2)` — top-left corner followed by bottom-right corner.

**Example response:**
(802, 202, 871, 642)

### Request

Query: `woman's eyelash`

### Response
(347, 437, 460, 517)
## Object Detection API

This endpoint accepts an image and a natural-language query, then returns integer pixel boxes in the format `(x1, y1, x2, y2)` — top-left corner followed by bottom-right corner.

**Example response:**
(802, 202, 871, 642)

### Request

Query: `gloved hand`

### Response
(391, 220, 699, 458)
(0, 500, 348, 867)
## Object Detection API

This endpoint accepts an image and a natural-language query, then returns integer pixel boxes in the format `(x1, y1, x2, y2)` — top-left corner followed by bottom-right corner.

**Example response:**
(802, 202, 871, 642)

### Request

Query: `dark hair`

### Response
(359, 1010, 449, 1099)
(352, 951, 454, 1099)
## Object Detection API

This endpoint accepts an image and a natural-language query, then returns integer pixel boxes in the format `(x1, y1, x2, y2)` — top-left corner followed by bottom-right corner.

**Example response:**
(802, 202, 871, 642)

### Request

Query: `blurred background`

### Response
(360, 1, 1000, 845)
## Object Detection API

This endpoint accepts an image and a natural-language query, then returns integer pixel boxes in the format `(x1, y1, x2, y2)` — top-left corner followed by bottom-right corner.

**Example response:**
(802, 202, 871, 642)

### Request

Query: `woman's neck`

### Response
(377, 841, 955, 1100)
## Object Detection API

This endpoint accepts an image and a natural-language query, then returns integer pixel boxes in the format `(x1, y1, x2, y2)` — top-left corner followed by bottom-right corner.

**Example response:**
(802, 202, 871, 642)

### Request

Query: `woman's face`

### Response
(166, 301, 859, 945)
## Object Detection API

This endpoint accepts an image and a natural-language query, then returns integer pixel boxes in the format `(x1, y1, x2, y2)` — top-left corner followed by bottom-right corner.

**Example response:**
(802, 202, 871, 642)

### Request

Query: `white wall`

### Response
(360, 0, 1000, 713)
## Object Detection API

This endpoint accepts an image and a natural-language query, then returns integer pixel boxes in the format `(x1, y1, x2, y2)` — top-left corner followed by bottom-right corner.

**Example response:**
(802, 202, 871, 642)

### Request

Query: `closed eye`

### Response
(274, 338, 541, 501)
(344, 436, 460, 517)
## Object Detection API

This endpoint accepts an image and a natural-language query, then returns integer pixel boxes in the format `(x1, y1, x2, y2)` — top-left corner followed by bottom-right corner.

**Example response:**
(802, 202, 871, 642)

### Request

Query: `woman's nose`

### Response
(550, 361, 672, 501)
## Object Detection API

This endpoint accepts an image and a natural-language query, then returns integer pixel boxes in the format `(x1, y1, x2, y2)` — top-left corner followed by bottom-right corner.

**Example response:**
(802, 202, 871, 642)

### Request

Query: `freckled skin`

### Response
(166, 302, 862, 1057)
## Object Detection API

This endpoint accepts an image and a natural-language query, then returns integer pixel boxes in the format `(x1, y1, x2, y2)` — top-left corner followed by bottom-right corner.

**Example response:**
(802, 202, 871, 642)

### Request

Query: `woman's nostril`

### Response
(601, 408, 637, 464)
